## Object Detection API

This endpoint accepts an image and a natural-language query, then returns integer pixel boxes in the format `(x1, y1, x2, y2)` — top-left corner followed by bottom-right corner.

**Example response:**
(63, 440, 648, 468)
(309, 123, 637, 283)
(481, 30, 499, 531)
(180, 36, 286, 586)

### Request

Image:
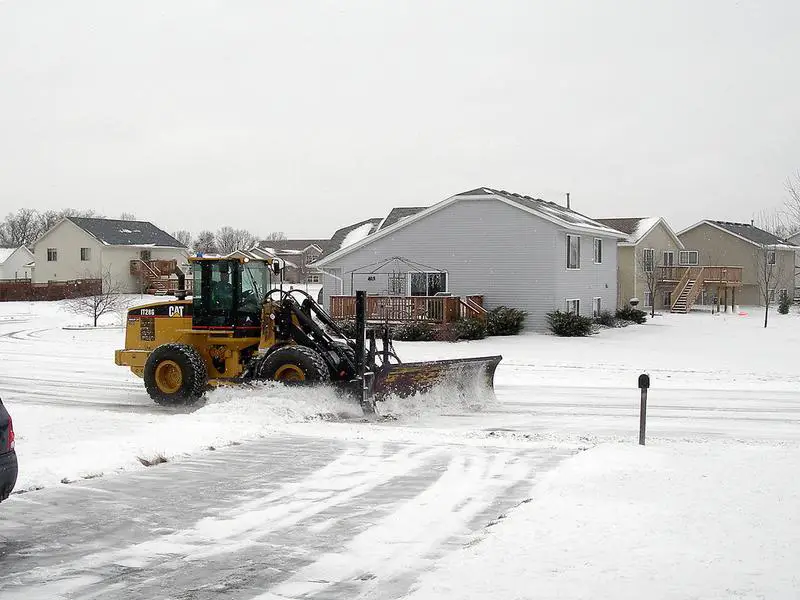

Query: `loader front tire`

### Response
(258, 346, 330, 384)
(144, 343, 208, 405)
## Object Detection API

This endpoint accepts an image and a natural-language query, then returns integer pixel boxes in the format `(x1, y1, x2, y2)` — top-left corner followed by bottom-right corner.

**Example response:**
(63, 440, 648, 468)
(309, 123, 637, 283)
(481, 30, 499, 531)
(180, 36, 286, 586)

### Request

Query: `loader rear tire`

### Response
(144, 343, 208, 405)
(258, 346, 330, 384)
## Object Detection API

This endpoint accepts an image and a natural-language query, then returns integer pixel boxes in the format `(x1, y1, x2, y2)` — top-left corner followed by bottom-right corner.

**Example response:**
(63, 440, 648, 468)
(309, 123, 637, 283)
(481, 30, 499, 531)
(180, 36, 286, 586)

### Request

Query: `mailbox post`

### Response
(638, 373, 650, 445)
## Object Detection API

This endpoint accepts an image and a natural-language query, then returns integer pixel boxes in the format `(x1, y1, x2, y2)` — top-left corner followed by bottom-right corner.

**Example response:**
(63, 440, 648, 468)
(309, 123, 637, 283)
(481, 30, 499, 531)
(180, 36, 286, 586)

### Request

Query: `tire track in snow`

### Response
(258, 448, 558, 600)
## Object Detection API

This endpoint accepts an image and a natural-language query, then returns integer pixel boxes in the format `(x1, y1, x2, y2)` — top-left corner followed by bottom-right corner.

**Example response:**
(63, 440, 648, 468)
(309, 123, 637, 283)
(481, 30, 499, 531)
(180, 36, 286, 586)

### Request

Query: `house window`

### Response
(642, 248, 654, 273)
(306, 274, 320, 284)
(592, 297, 602, 317)
(388, 272, 405, 295)
(662, 251, 674, 267)
(644, 291, 653, 307)
(593, 238, 603, 264)
(769, 289, 777, 302)
(567, 235, 581, 269)
(409, 272, 448, 296)
(140, 250, 152, 261)
(305, 253, 319, 265)
(663, 291, 672, 307)
(767, 250, 776, 265)
(80, 247, 91, 261)
(679, 250, 699, 266)
(47, 248, 57, 262)
(566, 299, 580, 315)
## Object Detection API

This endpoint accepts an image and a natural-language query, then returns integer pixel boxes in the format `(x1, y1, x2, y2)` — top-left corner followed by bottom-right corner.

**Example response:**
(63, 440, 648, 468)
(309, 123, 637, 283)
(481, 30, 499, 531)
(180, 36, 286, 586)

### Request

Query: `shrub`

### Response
(433, 323, 459, 342)
(452, 317, 488, 340)
(593, 310, 616, 327)
(615, 305, 647, 324)
(332, 319, 358, 338)
(778, 290, 791, 314)
(486, 306, 528, 336)
(392, 320, 436, 341)
(546, 310, 594, 337)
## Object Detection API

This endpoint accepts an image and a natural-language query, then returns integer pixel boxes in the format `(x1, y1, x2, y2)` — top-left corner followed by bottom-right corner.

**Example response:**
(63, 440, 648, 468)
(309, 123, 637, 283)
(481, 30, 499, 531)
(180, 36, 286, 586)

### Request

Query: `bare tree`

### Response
(755, 209, 790, 239)
(262, 231, 287, 242)
(0, 208, 41, 247)
(785, 171, 800, 233)
(172, 229, 192, 248)
(66, 268, 126, 327)
(193, 230, 218, 254)
(120, 212, 137, 221)
(215, 226, 257, 254)
(37, 209, 104, 239)
(754, 243, 792, 328)
(636, 248, 664, 317)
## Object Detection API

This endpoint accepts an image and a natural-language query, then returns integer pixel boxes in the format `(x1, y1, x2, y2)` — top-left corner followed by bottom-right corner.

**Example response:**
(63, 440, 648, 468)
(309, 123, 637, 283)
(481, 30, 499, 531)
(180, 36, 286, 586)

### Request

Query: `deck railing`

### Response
(330, 295, 486, 323)
(658, 265, 742, 284)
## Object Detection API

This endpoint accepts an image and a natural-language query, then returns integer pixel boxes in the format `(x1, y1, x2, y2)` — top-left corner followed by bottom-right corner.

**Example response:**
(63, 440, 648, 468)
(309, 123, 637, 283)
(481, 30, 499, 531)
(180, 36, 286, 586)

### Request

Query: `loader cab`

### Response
(191, 258, 271, 332)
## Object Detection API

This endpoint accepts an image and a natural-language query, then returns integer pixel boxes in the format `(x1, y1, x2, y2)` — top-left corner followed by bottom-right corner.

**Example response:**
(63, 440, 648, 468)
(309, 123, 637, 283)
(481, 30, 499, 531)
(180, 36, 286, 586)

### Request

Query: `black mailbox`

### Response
(638, 373, 650, 390)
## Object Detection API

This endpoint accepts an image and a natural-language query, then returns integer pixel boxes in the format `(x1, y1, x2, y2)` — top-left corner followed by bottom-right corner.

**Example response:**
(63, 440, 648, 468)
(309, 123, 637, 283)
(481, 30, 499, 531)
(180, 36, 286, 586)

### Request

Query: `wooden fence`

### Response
(329, 295, 486, 323)
(0, 279, 102, 302)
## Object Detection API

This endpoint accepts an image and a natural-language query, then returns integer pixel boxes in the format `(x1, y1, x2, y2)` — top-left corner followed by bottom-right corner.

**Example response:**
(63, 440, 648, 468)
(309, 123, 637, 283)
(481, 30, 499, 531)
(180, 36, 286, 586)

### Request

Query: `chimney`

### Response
(751, 219, 754, 226)
(566, 192, 570, 210)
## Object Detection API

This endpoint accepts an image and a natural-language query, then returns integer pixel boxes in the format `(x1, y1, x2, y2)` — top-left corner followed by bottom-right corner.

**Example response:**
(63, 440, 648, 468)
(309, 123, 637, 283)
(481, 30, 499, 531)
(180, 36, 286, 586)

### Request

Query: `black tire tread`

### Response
(259, 345, 330, 383)
(144, 343, 208, 405)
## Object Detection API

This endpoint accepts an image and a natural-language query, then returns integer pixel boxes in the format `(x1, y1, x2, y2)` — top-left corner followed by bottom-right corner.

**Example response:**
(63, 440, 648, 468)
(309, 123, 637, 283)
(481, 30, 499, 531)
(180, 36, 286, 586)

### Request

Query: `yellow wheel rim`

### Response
(155, 360, 183, 394)
(274, 364, 306, 382)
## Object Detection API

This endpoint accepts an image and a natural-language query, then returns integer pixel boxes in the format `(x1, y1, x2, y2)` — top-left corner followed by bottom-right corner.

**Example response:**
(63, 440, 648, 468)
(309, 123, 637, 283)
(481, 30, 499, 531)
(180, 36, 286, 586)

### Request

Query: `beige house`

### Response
(596, 217, 684, 310)
(0, 246, 35, 280)
(32, 217, 189, 293)
(786, 231, 800, 298)
(678, 221, 796, 307)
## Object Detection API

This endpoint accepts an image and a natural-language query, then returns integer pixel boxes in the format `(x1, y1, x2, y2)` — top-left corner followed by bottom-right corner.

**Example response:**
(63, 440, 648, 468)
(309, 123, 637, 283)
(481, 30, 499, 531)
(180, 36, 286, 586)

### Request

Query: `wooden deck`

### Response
(657, 266, 743, 313)
(330, 295, 486, 323)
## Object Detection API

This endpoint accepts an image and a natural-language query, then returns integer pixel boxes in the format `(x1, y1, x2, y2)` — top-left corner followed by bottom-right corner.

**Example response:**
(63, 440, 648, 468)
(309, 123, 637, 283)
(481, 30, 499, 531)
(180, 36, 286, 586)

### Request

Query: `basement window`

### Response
(566, 299, 580, 315)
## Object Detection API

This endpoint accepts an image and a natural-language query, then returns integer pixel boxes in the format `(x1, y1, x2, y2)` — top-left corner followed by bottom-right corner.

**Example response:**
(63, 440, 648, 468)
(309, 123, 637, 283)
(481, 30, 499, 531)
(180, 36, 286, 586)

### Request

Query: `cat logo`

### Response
(169, 305, 185, 318)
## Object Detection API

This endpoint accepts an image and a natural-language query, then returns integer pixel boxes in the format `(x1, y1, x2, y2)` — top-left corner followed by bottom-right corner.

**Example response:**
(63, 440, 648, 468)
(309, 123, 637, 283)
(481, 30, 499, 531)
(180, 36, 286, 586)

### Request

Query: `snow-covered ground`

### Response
(1, 299, 799, 597)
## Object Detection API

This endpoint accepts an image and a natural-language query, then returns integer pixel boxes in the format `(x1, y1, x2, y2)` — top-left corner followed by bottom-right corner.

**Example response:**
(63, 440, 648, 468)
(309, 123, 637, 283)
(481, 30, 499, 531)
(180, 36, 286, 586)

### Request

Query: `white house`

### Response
(31, 217, 189, 293)
(315, 187, 624, 330)
(0, 246, 35, 280)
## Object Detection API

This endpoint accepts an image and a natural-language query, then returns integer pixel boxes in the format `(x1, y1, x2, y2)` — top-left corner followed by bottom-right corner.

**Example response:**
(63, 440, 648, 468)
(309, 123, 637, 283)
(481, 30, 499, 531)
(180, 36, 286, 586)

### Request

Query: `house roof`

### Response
(67, 217, 186, 247)
(0, 248, 17, 263)
(678, 220, 797, 249)
(258, 239, 326, 253)
(483, 189, 624, 236)
(595, 216, 683, 248)
(378, 207, 427, 230)
(317, 218, 382, 258)
(316, 187, 624, 266)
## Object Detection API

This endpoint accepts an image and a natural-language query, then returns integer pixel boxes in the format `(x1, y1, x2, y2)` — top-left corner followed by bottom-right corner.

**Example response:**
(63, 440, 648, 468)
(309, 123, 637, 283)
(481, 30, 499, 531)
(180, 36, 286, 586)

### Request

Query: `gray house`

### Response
(314, 188, 623, 330)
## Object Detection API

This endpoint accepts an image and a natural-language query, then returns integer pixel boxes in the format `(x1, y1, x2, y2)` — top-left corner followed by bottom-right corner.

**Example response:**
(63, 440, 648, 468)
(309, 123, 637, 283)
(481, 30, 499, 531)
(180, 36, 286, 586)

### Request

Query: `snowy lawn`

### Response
(407, 443, 800, 600)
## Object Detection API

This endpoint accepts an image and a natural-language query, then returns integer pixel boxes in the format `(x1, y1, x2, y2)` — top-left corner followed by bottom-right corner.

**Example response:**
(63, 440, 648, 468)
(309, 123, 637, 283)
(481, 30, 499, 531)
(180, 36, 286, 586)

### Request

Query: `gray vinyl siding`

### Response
(320, 197, 618, 330)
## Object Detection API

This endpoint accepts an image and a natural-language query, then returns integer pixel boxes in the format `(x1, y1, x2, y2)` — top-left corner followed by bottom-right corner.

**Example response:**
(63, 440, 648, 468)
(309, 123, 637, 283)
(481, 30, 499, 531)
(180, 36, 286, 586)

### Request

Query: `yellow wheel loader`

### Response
(115, 255, 501, 412)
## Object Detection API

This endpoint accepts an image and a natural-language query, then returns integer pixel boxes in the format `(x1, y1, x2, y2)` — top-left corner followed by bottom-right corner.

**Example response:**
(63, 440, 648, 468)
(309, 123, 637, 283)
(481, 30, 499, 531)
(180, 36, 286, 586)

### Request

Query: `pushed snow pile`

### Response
(11, 384, 362, 493)
(379, 378, 497, 420)
(407, 443, 800, 600)
(204, 382, 363, 422)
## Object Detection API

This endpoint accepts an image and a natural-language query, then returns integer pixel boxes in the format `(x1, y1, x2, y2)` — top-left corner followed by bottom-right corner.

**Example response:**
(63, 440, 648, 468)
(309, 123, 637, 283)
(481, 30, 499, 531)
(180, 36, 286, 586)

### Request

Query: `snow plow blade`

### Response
(372, 355, 502, 400)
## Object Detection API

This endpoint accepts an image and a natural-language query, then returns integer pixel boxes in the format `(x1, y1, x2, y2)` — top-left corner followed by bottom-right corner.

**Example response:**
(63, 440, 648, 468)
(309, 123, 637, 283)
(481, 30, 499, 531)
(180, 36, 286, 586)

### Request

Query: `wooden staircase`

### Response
(131, 259, 178, 295)
(670, 267, 704, 314)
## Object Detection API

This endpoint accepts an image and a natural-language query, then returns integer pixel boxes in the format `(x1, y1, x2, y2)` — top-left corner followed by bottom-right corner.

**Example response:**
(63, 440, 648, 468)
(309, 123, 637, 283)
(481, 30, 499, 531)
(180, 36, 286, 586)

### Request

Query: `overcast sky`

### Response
(1, 0, 798, 238)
